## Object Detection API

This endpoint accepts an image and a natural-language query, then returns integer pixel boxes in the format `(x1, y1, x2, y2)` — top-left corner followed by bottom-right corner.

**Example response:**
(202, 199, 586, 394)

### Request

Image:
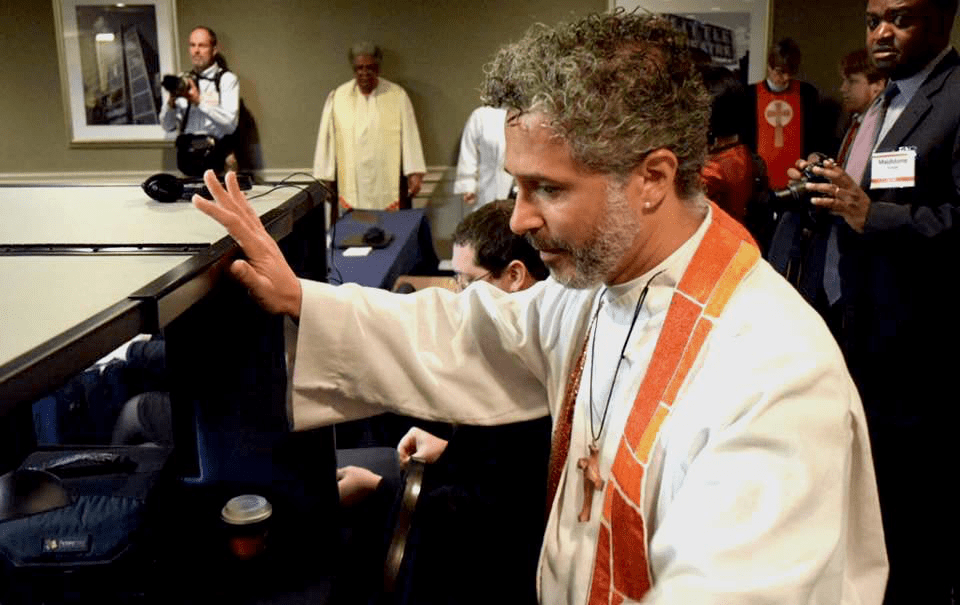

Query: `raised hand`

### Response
(192, 170, 303, 318)
(407, 172, 424, 197)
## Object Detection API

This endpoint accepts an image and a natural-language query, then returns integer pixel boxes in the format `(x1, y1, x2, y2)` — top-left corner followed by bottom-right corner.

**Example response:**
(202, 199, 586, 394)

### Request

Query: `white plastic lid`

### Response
(220, 494, 272, 525)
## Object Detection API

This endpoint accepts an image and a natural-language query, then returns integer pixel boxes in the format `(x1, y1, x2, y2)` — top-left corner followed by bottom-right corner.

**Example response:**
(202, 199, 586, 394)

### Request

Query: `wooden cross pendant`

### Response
(577, 444, 605, 522)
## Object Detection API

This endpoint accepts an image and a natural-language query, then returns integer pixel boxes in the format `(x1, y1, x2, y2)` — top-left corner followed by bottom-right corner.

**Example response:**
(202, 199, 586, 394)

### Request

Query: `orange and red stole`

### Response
(756, 81, 805, 189)
(546, 205, 760, 604)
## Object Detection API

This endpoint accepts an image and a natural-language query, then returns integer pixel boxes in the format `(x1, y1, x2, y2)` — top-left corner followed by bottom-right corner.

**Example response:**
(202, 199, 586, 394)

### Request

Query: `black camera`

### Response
(161, 72, 196, 97)
(773, 152, 831, 205)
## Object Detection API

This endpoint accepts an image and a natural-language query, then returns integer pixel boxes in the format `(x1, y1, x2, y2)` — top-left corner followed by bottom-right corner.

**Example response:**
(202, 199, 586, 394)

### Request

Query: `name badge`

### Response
(870, 149, 916, 189)
(201, 88, 220, 108)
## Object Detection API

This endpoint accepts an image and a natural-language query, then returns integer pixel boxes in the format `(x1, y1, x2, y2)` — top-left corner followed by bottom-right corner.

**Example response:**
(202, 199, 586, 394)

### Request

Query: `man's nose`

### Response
(509, 193, 543, 235)
(872, 21, 894, 41)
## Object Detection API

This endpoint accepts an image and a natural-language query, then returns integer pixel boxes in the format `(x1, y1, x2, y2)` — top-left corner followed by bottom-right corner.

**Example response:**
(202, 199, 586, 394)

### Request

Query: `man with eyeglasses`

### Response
(335, 199, 550, 604)
(451, 199, 549, 292)
(789, 0, 960, 602)
(313, 41, 426, 211)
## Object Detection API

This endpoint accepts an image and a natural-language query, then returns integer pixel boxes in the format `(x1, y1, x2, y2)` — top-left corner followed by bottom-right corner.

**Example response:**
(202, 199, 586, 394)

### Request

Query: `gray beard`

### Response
(532, 185, 640, 289)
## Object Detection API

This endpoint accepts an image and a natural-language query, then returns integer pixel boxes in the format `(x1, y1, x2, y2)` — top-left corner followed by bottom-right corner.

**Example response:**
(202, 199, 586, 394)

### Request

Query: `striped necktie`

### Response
(836, 116, 862, 168)
(844, 96, 882, 184)
(823, 83, 899, 306)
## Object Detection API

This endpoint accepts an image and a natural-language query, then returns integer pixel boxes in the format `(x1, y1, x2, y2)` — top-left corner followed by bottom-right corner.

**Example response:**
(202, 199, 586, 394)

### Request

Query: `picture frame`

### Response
(52, 0, 180, 147)
(614, 0, 771, 84)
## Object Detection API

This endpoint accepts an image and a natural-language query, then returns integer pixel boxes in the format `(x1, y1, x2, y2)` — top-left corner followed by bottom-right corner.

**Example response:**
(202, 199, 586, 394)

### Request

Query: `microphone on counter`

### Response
(141, 173, 253, 203)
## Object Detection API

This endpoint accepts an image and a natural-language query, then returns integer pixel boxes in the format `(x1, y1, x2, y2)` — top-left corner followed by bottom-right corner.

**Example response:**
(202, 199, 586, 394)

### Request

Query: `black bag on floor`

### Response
(176, 133, 231, 177)
(0, 446, 172, 603)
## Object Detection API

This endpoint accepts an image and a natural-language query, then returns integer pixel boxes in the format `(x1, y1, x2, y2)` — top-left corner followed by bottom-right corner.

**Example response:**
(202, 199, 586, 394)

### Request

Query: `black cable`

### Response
(253, 171, 341, 285)
(587, 270, 664, 442)
(245, 182, 308, 200)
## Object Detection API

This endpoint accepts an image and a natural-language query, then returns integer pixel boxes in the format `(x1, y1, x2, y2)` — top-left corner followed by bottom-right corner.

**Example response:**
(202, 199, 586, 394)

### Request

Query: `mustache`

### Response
(526, 232, 570, 253)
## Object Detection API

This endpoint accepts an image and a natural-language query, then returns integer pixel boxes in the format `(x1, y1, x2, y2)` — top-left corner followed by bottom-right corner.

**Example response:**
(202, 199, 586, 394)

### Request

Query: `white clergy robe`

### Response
(313, 78, 426, 210)
(289, 207, 888, 605)
(454, 106, 514, 208)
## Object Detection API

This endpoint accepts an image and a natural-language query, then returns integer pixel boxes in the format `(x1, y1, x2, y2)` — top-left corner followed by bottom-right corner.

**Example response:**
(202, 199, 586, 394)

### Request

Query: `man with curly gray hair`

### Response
(481, 13, 710, 198)
(195, 10, 887, 605)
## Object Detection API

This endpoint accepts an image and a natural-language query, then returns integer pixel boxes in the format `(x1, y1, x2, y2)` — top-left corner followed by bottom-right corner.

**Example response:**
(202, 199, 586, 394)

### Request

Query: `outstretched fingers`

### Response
(223, 170, 262, 225)
(194, 170, 259, 248)
(192, 170, 304, 317)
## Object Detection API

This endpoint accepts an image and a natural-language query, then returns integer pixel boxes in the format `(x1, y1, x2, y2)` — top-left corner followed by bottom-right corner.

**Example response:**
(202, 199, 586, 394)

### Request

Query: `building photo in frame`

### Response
(615, 0, 770, 84)
(53, 0, 179, 146)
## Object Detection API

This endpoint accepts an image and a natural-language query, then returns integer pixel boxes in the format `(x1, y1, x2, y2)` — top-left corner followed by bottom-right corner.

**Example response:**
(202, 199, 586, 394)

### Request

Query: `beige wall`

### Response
(771, 1, 864, 97)
(0, 0, 604, 176)
(770, 1, 960, 110)
(4, 1, 959, 177)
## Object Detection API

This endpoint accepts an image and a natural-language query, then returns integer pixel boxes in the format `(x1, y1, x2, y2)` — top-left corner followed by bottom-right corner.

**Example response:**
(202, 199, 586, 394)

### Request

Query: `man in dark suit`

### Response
(790, 0, 959, 602)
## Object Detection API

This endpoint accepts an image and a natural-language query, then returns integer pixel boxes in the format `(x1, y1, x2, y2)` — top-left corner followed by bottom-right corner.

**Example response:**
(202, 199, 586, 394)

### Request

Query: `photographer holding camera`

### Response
(159, 26, 239, 176)
(778, 1, 960, 603)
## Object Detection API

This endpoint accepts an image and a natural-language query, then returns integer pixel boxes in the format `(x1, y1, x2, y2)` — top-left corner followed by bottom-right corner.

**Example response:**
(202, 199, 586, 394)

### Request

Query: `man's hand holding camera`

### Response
(788, 156, 872, 233)
(164, 74, 201, 107)
(182, 77, 201, 105)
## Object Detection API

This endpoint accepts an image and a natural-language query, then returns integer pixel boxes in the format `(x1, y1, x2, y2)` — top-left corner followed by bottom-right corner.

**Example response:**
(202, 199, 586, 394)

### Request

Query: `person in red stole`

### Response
(700, 65, 765, 227)
(194, 12, 887, 605)
(745, 38, 822, 189)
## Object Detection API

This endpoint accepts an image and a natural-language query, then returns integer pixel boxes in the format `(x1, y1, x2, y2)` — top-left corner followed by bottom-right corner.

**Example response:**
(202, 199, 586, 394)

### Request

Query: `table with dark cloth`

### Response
(329, 208, 439, 289)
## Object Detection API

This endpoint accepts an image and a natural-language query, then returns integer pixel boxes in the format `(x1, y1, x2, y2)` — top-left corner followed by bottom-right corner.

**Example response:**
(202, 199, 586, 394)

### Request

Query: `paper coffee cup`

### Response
(221, 494, 272, 560)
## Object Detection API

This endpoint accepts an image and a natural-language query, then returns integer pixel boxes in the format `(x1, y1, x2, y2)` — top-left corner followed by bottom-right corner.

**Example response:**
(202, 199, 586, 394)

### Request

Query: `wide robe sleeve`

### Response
(399, 89, 426, 177)
(313, 90, 338, 181)
(290, 279, 557, 431)
(453, 109, 482, 196)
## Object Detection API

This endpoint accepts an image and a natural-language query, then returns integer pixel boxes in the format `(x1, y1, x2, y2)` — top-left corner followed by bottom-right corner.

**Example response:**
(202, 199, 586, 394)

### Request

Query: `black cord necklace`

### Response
(588, 271, 663, 443)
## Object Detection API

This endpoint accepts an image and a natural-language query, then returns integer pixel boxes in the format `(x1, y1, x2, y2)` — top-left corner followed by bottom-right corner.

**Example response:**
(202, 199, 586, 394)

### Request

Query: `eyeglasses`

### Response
(454, 270, 493, 291)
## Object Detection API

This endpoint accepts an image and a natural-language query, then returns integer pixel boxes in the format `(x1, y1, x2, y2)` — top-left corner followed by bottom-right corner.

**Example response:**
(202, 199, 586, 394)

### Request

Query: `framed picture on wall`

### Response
(52, 0, 180, 147)
(613, 0, 770, 84)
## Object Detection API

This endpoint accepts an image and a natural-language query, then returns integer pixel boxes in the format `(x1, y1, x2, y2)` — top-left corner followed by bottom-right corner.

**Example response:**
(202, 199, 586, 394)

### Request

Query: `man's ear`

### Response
(503, 259, 533, 293)
(626, 149, 679, 212)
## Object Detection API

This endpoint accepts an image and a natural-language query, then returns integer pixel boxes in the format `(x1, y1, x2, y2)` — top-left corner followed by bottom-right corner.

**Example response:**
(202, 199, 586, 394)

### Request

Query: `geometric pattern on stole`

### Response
(586, 204, 760, 604)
